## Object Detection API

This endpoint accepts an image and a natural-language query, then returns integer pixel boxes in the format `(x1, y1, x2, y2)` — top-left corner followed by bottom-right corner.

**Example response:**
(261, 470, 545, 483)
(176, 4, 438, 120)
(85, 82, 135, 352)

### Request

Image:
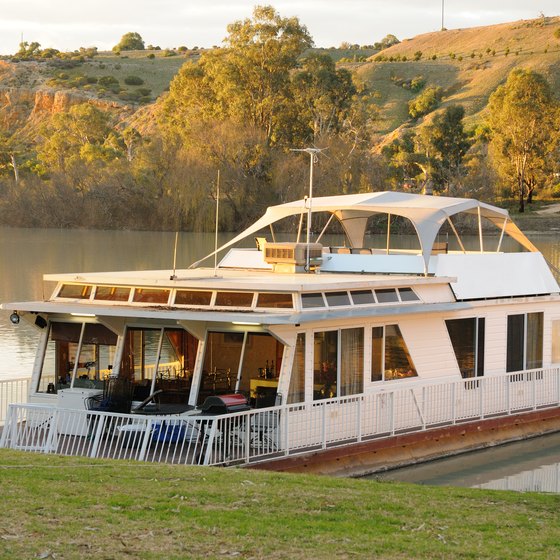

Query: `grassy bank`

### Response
(0, 450, 559, 559)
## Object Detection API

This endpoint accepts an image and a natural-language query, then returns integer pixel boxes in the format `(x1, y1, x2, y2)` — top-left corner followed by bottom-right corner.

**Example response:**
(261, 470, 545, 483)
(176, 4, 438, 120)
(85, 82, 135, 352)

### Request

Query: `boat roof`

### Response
(191, 191, 538, 270)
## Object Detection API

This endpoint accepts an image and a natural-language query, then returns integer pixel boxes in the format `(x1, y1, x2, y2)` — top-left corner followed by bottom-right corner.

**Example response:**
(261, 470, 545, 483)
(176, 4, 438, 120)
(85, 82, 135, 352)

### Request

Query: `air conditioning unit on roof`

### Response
(263, 242, 323, 273)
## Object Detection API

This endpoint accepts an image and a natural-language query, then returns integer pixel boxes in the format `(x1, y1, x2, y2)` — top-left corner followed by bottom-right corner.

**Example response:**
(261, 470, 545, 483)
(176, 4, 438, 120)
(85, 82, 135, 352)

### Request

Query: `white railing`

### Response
(1, 367, 559, 466)
(0, 377, 31, 426)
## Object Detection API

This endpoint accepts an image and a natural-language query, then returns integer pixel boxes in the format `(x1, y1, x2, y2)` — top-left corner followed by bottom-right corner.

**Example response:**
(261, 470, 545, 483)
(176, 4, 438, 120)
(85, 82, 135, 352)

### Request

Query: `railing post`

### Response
(137, 419, 153, 462)
(506, 375, 511, 415)
(321, 404, 327, 449)
(88, 413, 107, 458)
(451, 383, 456, 424)
(390, 393, 395, 435)
(283, 405, 289, 456)
(244, 413, 251, 463)
(479, 377, 484, 419)
(357, 398, 362, 442)
(532, 370, 537, 410)
(45, 410, 59, 453)
(203, 419, 218, 465)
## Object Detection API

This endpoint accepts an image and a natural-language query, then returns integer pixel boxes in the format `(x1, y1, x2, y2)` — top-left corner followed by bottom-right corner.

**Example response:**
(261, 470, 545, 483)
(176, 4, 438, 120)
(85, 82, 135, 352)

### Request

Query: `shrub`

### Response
(554, 28, 560, 40)
(86, 76, 98, 84)
(137, 87, 152, 97)
(414, 50, 422, 61)
(163, 49, 177, 57)
(147, 53, 155, 59)
(124, 75, 144, 85)
(98, 75, 119, 87)
(408, 85, 443, 119)
(410, 76, 426, 92)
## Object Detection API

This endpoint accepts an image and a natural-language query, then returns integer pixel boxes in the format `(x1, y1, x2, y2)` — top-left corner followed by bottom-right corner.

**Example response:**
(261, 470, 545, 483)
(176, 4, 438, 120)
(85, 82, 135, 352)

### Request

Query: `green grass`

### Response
(1, 450, 559, 559)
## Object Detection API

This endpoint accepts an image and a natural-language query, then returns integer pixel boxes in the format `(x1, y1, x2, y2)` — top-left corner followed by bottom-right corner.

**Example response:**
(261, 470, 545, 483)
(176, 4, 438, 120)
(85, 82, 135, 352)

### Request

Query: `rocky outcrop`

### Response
(0, 61, 135, 135)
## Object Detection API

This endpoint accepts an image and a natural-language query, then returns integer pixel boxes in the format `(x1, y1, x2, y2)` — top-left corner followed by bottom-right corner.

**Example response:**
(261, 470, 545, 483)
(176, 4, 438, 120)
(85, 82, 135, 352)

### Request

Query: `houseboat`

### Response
(2, 191, 560, 470)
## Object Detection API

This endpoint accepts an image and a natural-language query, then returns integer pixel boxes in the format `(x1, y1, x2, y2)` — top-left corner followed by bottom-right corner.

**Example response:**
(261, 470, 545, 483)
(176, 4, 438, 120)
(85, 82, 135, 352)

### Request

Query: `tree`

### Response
(290, 54, 357, 142)
(37, 103, 122, 178)
(488, 69, 559, 212)
(113, 32, 145, 52)
(162, 5, 312, 145)
(417, 105, 472, 193)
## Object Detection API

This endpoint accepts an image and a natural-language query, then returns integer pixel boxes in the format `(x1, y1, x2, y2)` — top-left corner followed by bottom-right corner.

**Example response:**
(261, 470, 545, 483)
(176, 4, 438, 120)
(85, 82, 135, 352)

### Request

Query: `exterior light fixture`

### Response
(10, 312, 20, 325)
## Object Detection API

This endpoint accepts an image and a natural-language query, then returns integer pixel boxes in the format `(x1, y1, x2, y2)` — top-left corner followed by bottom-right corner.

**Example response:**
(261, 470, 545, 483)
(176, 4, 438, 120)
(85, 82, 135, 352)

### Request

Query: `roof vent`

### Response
(264, 242, 323, 273)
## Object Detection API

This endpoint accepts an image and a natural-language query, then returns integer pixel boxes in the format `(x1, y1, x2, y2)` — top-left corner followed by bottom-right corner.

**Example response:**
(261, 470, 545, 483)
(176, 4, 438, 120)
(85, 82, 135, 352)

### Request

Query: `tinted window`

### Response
(325, 291, 351, 307)
(350, 290, 375, 305)
(133, 289, 170, 304)
(256, 293, 293, 309)
(398, 288, 420, 302)
(375, 289, 399, 303)
(302, 293, 325, 308)
(215, 292, 254, 307)
(58, 284, 92, 299)
(175, 290, 212, 306)
(94, 287, 130, 302)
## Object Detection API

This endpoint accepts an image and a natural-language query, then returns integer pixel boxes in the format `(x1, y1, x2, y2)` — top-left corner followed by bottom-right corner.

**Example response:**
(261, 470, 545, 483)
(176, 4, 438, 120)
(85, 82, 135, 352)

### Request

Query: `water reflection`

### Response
(373, 431, 560, 494)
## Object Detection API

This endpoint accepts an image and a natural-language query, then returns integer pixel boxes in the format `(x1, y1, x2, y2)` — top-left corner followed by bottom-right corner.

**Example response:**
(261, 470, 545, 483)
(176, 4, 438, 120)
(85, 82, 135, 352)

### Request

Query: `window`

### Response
(256, 293, 293, 309)
(94, 286, 130, 302)
(175, 290, 212, 306)
(38, 322, 117, 394)
(372, 325, 417, 382)
(302, 292, 325, 308)
(120, 327, 197, 402)
(214, 291, 254, 307)
(325, 291, 351, 307)
(288, 334, 305, 404)
(133, 288, 170, 304)
(199, 331, 283, 407)
(553, 320, 560, 364)
(375, 289, 399, 303)
(350, 290, 375, 305)
(446, 318, 485, 379)
(58, 284, 92, 299)
(506, 312, 543, 372)
(398, 288, 420, 302)
(313, 328, 364, 400)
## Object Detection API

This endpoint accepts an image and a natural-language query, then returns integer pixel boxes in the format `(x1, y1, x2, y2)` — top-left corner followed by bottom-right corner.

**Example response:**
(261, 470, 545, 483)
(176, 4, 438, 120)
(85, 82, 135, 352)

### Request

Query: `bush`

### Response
(147, 53, 155, 59)
(124, 75, 144, 85)
(163, 49, 177, 57)
(414, 51, 422, 61)
(408, 85, 443, 119)
(137, 87, 152, 97)
(554, 28, 560, 40)
(98, 75, 119, 87)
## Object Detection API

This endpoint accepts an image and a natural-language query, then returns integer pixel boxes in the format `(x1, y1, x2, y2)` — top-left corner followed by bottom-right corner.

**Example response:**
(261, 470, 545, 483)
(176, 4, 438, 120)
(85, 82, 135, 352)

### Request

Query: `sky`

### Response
(0, 1, 558, 55)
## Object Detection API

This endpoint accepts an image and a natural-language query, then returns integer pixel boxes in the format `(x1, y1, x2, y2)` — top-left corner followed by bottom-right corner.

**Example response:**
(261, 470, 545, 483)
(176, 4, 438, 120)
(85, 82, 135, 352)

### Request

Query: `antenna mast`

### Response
(291, 147, 322, 271)
(213, 169, 220, 278)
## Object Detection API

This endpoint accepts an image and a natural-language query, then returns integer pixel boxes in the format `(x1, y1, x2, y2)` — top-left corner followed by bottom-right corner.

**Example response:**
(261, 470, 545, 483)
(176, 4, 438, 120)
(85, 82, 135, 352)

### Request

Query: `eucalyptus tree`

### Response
(488, 69, 559, 212)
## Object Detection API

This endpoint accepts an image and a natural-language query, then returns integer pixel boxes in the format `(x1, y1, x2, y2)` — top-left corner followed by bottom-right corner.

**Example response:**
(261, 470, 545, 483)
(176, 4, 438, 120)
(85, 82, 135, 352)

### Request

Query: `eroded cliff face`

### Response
(0, 60, 134, 135)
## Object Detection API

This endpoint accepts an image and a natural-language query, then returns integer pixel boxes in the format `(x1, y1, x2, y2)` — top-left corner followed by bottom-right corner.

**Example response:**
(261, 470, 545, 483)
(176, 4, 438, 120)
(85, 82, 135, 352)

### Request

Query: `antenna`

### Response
(290, 147, 324, 271)
(170, 231, 179, 280)
(441, 0, 445, 30)
(213, 169, 220, 278)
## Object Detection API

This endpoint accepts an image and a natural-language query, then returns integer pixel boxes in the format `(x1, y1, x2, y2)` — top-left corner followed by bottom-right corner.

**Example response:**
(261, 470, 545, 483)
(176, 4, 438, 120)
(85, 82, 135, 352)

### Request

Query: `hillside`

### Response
(1, 16, 559, 142)
(356, 15, 560, 137)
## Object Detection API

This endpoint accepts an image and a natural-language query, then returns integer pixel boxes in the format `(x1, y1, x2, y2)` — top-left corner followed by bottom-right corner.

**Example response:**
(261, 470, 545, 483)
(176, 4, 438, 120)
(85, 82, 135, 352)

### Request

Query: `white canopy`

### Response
(190, 191, 538, 271)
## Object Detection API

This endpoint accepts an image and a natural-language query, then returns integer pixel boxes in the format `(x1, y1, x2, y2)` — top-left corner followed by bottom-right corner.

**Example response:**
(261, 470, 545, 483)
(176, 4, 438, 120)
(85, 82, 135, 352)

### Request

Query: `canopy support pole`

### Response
(316, 213, 335, 244)
(269, 224, 277, 243)
(386, 213, 391, 255)
(446, 217, 466, 253)
(477, 206, 484, 253)
(296, 210, 304, 243)
(497, 217, 508, 252)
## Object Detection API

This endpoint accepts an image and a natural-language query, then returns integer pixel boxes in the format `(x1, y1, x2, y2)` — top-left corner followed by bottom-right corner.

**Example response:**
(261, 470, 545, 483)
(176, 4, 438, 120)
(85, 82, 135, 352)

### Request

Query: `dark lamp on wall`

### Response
(10, 312, 20, 325)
